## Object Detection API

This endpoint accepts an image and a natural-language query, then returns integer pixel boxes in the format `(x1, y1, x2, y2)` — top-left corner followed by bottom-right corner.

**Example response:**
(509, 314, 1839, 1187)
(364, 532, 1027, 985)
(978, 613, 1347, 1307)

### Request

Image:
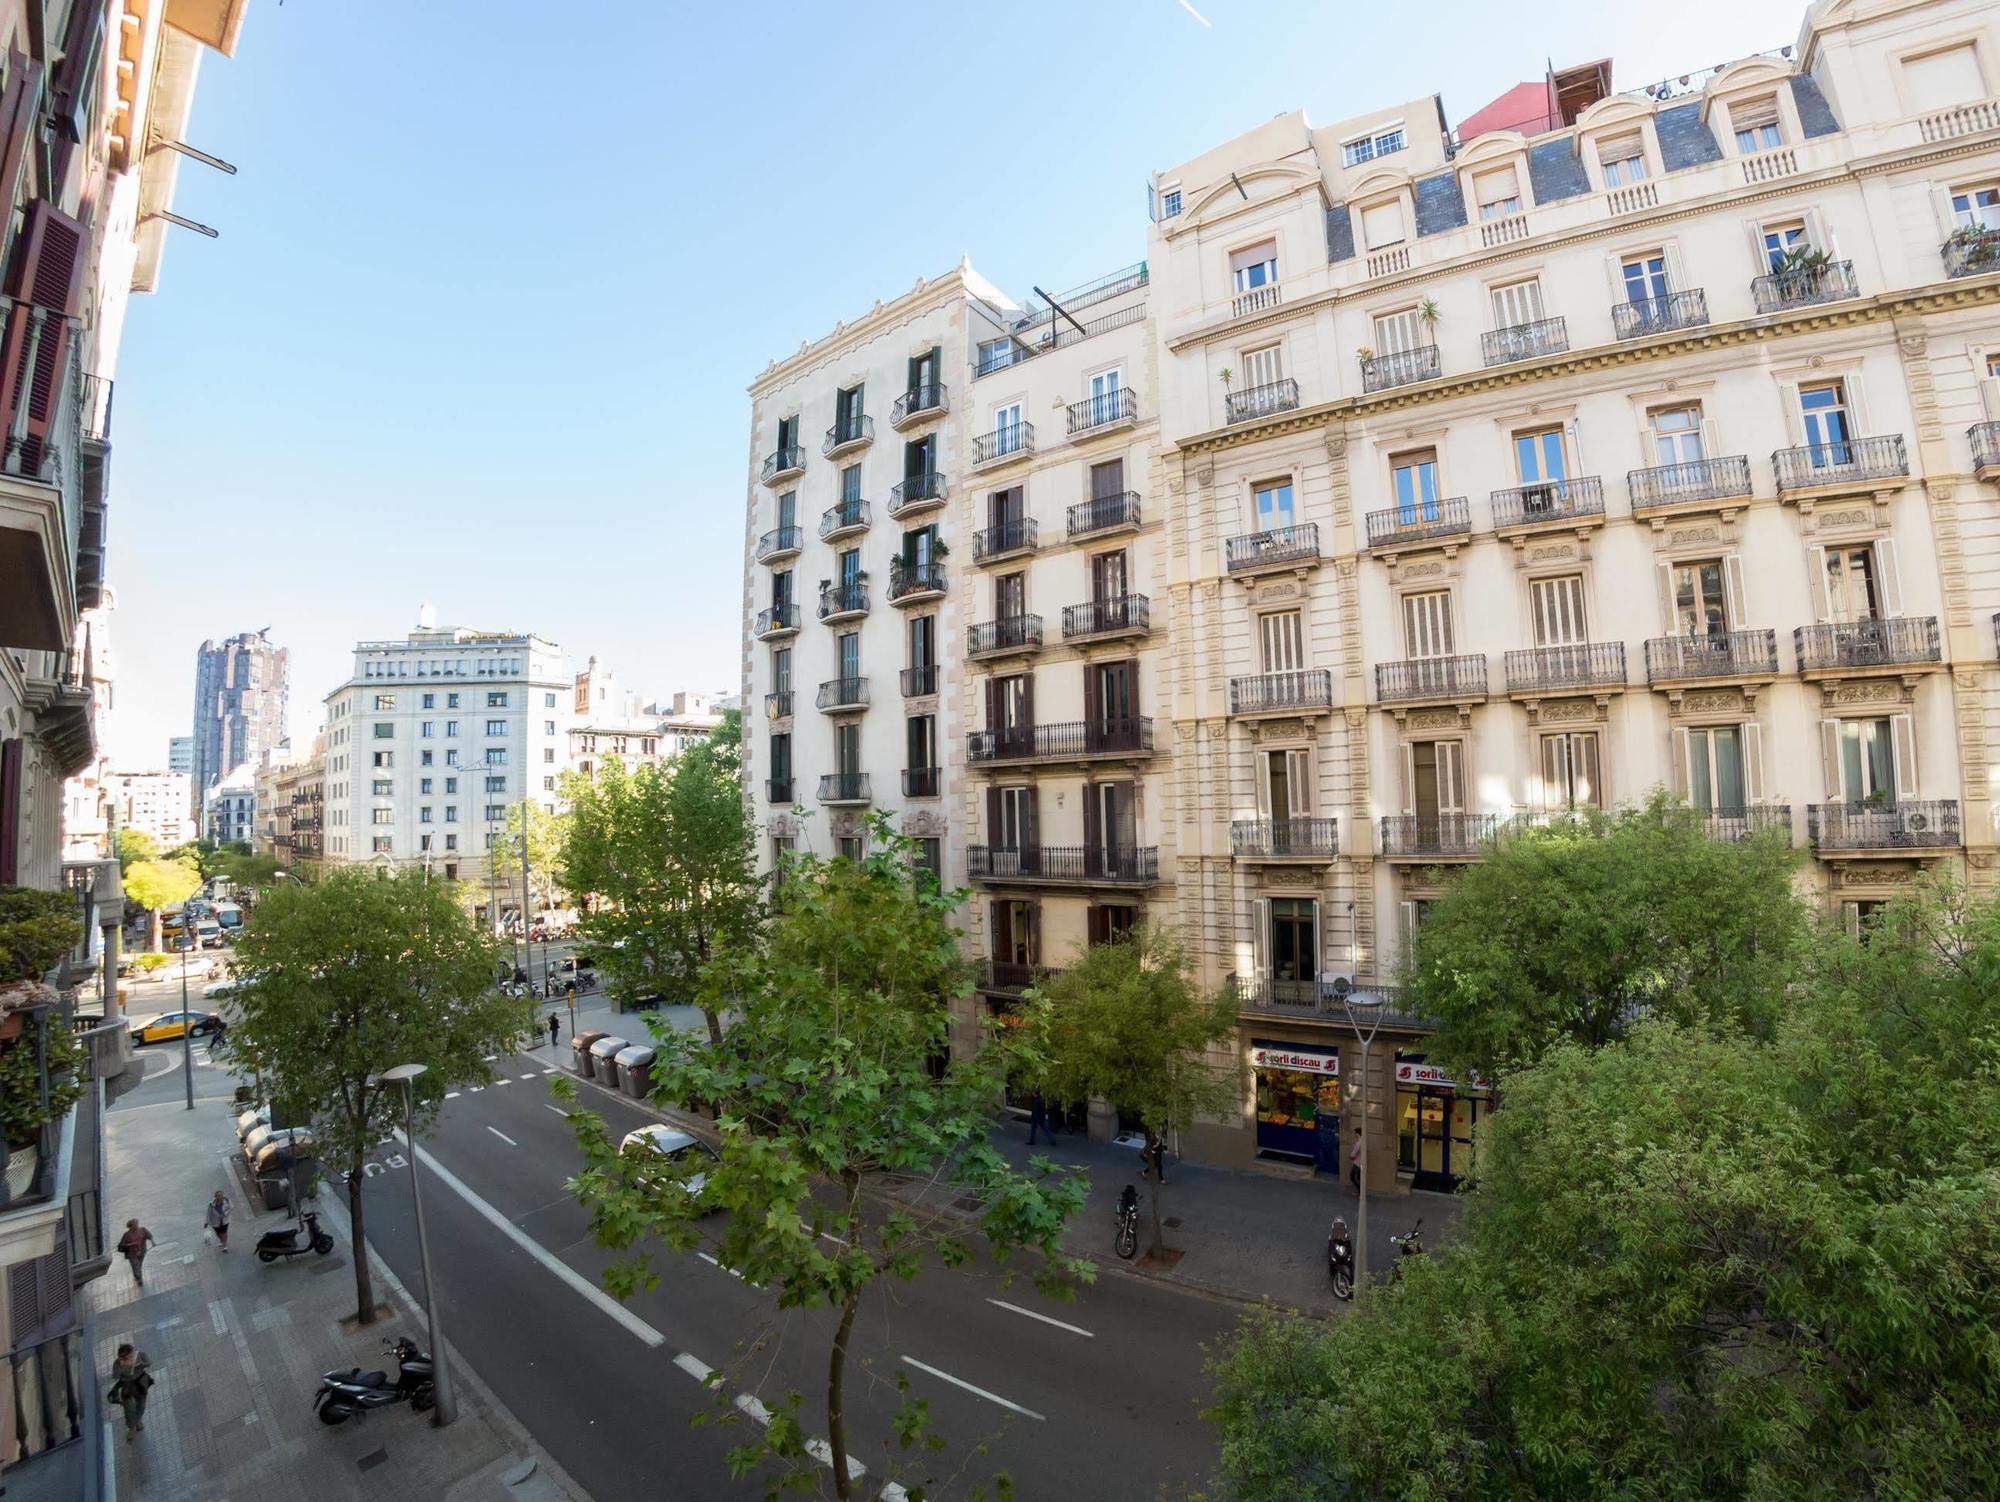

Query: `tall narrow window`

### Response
(1686, 725, 1746, 814)
(995, 571, 1027, 619)
(1472, 165, 1521, 221)
(1254, 479, 1295, 533)
(1824, 546, 1880, 621)
(1539, 731, 1601, 810)
(1514, 427, 1567, 485)
(1241, 346, 1283, 390)
(993, 402, 1024, 456)
(1838, 718, 1896, 803)
(1762, 219, 1808, 270)
(1622, 252, 1669, 306)
(1261, 611, 1304, 673)
(1799, 382, 1853, 465)
(1950, 182, 2000, 231)
(1529, 575, 1587, 646)
(1269, 899, 1319, 993)
(1674, 558, 1730, 637)
(1598, 133, 1647, 186)
(1491, 278, 1543, 329)
(1391, 449, 1440, 523)
(1374, 308, 1423, 354)
(1650, 406, 1706, 468)
(1408, 740, 1464, 820)
(1402, 591, 1454, 658)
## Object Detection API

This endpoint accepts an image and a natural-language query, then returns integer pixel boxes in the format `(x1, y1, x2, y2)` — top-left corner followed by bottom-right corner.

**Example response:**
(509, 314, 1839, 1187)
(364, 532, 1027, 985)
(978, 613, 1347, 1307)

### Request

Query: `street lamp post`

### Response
(1331, 967, 1383, 1293)
(178, 938, 194, 1111)
(377, 1063, 455, 1426)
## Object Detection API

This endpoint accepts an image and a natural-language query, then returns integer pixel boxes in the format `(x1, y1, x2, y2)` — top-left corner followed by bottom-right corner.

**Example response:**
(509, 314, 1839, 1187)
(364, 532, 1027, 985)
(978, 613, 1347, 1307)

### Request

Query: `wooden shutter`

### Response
(1083, 663, 1100, 726)
(1287, 748, 1312, 816)
(1821, 720, 1844, 800)
(1023, 786, 1040, 846)
(984, 677, 999, 732)
(1669, 725, 1691, 797)
(1805, 545, 1830, 622)
(1841, 901, 1862, 938)
(1875, 538, 1904, 616)
(1022, 671, 1035, 730)
(50, 0, 104, 147)
(3, 203, 87, 471)
(1251, 896, 1269, 977)
(1123, 656, 1141, 717)
(1657, 559, 1679, 635)
(1088, 905, 1108, 947)
(1491, 279, 1542, 328)
(1399, 900, 1420, 968)
(1438, 741, 1465, 813)
(1574, 733, 1601, 808)
(1536, 733, 1560, 811)
(1083, 783, 1101, 857)
(1891, 714, 1918, 799)
(0, 54, 42, 234)
(1723, 555, 1748, 630)
(0, 737, 19, 884)
(1743, 722, 1764, 802)
(986, 786, 1001, 843)
(1400, 742, 1417, 814)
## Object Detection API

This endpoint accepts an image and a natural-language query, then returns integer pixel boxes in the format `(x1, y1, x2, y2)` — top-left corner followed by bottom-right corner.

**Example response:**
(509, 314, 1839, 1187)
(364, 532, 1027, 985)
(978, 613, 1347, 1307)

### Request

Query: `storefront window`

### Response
(1251, 1040, 1341, 1169)
(1394, 1057, 1489, 1191)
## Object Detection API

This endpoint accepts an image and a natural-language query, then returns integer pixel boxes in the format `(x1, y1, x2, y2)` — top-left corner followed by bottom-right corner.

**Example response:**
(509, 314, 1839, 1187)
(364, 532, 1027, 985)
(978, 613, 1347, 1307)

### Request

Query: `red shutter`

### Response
(0, 54, 43, 241)
(4, 203, 86, 474)
(0, 737, 20, 885)
(9, 200, 88, 314)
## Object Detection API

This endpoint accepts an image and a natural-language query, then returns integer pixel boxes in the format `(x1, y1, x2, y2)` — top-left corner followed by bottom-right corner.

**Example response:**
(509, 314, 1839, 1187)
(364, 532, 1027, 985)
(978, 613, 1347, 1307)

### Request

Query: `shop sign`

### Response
(1251, 1043, 1340, 1077)
(1396, 1060, 1490, 1091)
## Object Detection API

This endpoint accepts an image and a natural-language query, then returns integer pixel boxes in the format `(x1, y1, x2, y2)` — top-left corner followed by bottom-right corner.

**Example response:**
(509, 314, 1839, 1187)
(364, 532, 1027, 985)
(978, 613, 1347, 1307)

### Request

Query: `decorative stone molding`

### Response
(1817, 677, 1918, 711)
(1670, 686, 1748, 719)
(1252, 578, 1304, 605)
(900, 809, 945, 836)
(1247, 718, 1312, 744)
(1388, 557, 1455, 586)
(1399, 707, 1470, 732)
(1648, 515, 1740, 552)
(1523, 696, 1608, 726)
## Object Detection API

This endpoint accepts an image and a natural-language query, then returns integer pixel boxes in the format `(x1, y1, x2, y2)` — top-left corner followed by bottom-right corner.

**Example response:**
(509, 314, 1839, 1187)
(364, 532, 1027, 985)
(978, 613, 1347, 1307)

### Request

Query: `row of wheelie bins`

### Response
(570, 1030, 654, 1098)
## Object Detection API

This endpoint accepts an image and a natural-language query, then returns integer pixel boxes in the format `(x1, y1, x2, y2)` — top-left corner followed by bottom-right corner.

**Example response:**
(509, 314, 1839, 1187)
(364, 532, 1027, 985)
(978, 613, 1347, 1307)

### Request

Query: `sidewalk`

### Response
(84, 1092, 587, 1502)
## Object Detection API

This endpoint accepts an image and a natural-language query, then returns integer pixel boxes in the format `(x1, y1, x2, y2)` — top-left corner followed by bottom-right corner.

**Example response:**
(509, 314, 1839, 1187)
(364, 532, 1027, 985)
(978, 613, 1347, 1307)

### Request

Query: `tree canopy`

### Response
(113, 828, 159, 874)
(122, 857, 201, 951)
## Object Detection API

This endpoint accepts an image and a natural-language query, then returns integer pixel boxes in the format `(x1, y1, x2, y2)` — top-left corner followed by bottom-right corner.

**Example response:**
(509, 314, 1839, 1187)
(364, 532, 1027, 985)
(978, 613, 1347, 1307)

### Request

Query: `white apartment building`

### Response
(103, 769, 193, 848)
(568, 659, 722, 776)
(322, 612, 572, 889)
(203, 759, 255, 845)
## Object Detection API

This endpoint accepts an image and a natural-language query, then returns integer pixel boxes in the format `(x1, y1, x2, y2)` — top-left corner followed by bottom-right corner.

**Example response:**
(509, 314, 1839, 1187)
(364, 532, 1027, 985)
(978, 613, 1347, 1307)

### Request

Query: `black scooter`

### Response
(314, 1337, 435, 1425)
(1327, 1216, 1354, 1301)
(256, 1211, 334, 1263)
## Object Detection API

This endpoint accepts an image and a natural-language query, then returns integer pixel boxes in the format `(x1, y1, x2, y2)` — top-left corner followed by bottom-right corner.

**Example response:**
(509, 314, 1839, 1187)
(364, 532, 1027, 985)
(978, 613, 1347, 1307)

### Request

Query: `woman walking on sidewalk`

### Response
(204, 1188, 232, 1251)
(116, 1219, 155, 1286)
(108, 1345, 153, 1440)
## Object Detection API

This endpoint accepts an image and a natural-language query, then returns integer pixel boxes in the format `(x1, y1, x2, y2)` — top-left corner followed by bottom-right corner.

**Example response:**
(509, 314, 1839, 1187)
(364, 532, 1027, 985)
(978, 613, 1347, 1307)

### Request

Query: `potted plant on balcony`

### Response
(0, 886, 81, 1021)
(1946, 223, 2000, 271)
(0, 887, 86, 1205)
(1355, 346, 1375, 366)
(1418, 297, 1441, 340)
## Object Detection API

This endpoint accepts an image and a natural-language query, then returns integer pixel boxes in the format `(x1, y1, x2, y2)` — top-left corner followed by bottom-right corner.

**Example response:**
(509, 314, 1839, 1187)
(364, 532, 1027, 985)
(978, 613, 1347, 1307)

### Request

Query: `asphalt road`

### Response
(356, 1037, 1237, 1502)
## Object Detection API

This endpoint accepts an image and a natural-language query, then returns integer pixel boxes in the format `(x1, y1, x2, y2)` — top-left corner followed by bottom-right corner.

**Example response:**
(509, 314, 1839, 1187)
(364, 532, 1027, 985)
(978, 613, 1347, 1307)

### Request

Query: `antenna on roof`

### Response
(1229, 171, 1249, 201)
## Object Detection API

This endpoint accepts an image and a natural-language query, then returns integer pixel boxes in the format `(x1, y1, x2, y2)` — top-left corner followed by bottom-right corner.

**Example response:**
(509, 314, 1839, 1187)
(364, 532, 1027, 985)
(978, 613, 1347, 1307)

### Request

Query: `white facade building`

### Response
(203, 760, 256, 846)
(103, 770, 193, 848)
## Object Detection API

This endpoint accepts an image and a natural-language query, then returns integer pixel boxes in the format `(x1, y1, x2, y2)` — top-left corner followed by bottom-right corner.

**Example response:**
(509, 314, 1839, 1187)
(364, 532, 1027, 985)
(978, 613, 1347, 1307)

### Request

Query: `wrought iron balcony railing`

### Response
(765, 777, 794, 803)
(1225, 523, 1320, 572)
(819, 499, 870, 539)
(1376, 654, 1488, 703)
(1703, 804, 1792, 844)
(1807, 800, 1960, 851)
(1225, 377, 1300, 423)
(764, 690, 794, 718)
(1627, 454, 1752, 509)
(973, 423, 1035, 465)
(1503, 641, 1627, 695)
(968, 615, 1044, 657)
(901, 665, 939, 697)
(1751, 258, 1858, 313)
(756, 525, 803, 562)
(1772, 435, 1908, 493)
(1644, 630, 1779, 681)
(817, 578, 870, 621)
(1613, 289, 1708, 338)
(902, 767, 940, 798)
(1481, 315, 1569, 366)
(816, 677, 869, 711)
(978, 960, 1061, 994)
(1231, 817, 1338, 860)
(755, 604, 800, 637)
(890, 383, 948, 427)
(817, 772, 872, 804)
(822, 414, 874, 456)
(761, 444, 805, 483)
(967, 717, 1153, 764)
(1067, 388, 1137, 436)
(967, 845, 1160, 885)
(1380, 813, 1501, 858)
(888, 558, 947, 602)
(1227, 974, 1436, 1029)
(1972, 421, 2000, 473)
(1069, 491, 1141, 539)
(1943, 226, 2000, 278)
(1062, 593, 1150, 640)
(1360, 344, 1440, 393)
(1365, 495, 1470, 550)
(1490, 476, 1604, 531)
(974, 518, 1038, 561)
(888, 470, 948, 515)
(1794, 616, 1941, 671)
(1228, 669, 1333, 715)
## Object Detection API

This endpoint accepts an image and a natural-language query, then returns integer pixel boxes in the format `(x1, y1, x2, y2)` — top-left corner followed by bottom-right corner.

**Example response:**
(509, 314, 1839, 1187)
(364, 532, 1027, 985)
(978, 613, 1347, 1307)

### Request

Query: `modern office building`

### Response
(167, 734, 193, 774)
(189, 628, 288, 816)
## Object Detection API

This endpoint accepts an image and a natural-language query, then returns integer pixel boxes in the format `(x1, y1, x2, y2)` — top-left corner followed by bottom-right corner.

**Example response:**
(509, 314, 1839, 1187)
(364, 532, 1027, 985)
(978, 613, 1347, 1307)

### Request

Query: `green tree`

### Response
(227, 868, 529, 1324)
(113, 828, 159, 874)
(1404, 793, 1807, 1080)
(122, 858, 201, 952)
(563, 819, 1087, 1498)
(1209, 879, 2000, 1502)
(1026, 927, 1239, 1257)
(558, 721, 758, 1044)
(488, 799, 568, 919)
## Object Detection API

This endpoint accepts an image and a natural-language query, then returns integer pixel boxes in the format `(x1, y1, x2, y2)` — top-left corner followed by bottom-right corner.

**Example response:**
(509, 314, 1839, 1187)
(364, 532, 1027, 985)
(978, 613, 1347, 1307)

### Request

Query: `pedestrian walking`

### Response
(543, 971, 556, 1000)
(115, 1219, 155, 1286)
(204, 1188, 231, 1251)
(1349, 1127, 1364, 1195)
(205, 1017, 228, 1057)
(548, 1011, 561, 1050)
(1027, 1092, 1050, 1146)
(107, 1344, 153, 1440)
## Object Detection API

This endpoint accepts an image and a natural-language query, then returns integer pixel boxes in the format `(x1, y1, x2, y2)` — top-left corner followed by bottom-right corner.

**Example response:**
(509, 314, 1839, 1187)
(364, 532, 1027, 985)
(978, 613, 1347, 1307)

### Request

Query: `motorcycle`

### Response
(1388, 1219, 1426, 1282)
(257, 1211, 334, 1263)
(1326, 1215, 1354, 1301)
(1114, 1183, 1140, 1260)
(313, 1337, 435, 1426)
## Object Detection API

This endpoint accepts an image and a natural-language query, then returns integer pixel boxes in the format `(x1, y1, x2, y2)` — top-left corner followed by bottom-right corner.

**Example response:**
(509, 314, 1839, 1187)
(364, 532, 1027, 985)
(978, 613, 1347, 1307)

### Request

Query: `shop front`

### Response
(1251, 1039, 1342, 1173)
(1395, 1058, 1489, 1192)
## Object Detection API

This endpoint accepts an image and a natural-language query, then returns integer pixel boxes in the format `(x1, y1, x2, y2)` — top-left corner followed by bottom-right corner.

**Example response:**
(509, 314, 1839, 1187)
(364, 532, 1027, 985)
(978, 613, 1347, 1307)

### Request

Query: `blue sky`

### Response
(105, 0, 1802, 766)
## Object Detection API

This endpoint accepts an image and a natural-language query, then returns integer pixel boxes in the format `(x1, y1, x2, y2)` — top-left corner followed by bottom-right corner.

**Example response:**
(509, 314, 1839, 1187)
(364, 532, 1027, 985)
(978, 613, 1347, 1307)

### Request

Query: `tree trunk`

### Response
(148, 909, 160, 953)
(348, 1155, 378, 1324)
(1145, 1129, 1167, 1257)
(702, 1006, 723, 1048)
(826, 1285, 861, 1500)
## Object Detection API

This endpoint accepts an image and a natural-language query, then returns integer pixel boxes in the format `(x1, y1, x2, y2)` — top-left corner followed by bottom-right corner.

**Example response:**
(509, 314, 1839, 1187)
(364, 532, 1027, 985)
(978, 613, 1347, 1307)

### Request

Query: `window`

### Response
(446, 749, 460, 766)
(1403, 590, 1454, 657)
(374, 694, 395, 711)
(1823, 544, 1881, 621)
(992, 401, 1025, 455)
(373, 836, 393, 854)
(1622, 252, 1669, 306)
(485, 804, 506, 821)
(1685, 725, 1750, 813)
(1261, 610, 1304, 673)
(373, 778, 393, 796)
(487, 692, 508, 708)
(1490, 278, 1543, 330)
(1730, 95, 1783, 153)
(372, 808, 394, 826)
(1241, 345, 1283, 391)
(913, 837, 942, 882)
(1252, 478, 1295, 533)
(1374, 307, 1422, 354)
(446, 693, 460, 709)
(1391, 449, 1440, 523)
(419, 807, 433, 824)
(1952, 182, 2000, 231)
(1160, 186, 1182, 217)
(1529, 575, 1588, 646)
(445, 777, 458, 793)
(485, 720, 508, 736)
(445, 806, 457, 822)
(1674, 558, 1733, 637)
(421, 693, 435, 709)
(1835, 717, 1899, 803)
(540, 720, 553, 736)
(445, 720, 459, 737)
(373, 722, 394, 739)
(1230, 240, 1278, 292)
(1343, 125, 1405, 167)
(1261, 747, 1311, 822)
(1359, 200, 1405, 251)
(544, 692, 557, 708)
(1089, 904, 1138, 946)
(1408, 739, 1465, 820)
(907, 615, 935, 675)
(1266, 898, 1319, 993)
(485, 775, 506, 793)
(1539, 731, 1601, 810)
(1650, 405, 1706, 467)
(1799, 381, 1853, 464)
(1472, 165, 1521, 221)
(420, 750, 433, 766)
(373, 751, 393, 768)
(1762, 218, 1809, 270)
(444, 838, 457, 854)
(836, 836, 864, 863)
(544, 776, 556, 791)
(907, 714, 936, 772)
(543, 748, 555, 763)
(418, 777, 432, 794)
(1598, 132, 1647, 186)
(1513, 427, 1567, 485)
(420, 720, 434, 738)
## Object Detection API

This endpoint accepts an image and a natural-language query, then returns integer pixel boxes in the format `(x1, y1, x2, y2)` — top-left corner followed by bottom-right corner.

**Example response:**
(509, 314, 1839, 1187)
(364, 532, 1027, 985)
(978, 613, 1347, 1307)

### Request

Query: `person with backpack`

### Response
(108, 1344, 153, 1439)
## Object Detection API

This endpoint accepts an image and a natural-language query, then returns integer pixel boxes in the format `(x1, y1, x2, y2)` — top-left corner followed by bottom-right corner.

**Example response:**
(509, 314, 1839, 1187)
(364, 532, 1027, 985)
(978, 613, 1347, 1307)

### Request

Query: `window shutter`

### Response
(1575, 733, 1601, 808)
(11, 200, 88, 315)
(1536, 733, 1560, 811)
(1124, 657, 1141, 717)
(1025, 786, 1041, 845)
(1287, 748, 1313, 815)
(1802, 208, 1832, 258)
(0, 54, 42, 233)
(1777, 381, 1804, 445)
(1875, 537, 1904, 616)
(1806, 545, 1830, 622)
(1022, 671, 1035, 729)
(1841, 900, 1861, 938)
(1821, 719, 1844, 799)
(984, 677, 999, 731)
(1669, 726, 1691, 796)
(1700, 416, 1722, 462)
(1400, 742, 1417, 814)
(1251, 896, 1269, 978)
(988, 899, 1004, 956)
(1027, 902, 1042, 966)
(1891, 714, 1918, 799)
(1399, 900, 1420, 969)
(1743, 218, 1771, 271)
(1083, 783, 1101, 858)
(3, 203, 87, 471)
(0, 736, 20, 884)
(1723, 555, 1748, 630)
(1657, 559, 1679, 635)
(1439, 741, 1465, 813)
(986, 786, 1001, 843)
(1230, 239, 1278, 273)
(1254, 751, 1273, 818)
(1663, 241, 1689, 292)
(1083, 664, 1100, 726)
(1930, 184, 1963, 238)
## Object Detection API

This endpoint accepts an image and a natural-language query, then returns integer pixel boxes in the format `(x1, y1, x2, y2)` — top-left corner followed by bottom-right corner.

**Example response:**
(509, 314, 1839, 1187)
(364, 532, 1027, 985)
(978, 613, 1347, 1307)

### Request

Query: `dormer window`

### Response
(1472, 165, 1522, 221)
(1598, 133, 1647, 186)
(1343, 125, 1406, 167)
(1360, 200, 1406, 250)
(1730, 95, 1783, 153)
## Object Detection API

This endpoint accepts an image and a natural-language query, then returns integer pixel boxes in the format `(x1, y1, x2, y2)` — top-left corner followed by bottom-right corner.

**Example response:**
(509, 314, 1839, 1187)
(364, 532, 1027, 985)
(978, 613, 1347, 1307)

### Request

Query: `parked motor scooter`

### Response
(313, 1337, 435, 1425)
(256, 1211, 334, 1263)
(1326, 1215, 1354, 1301)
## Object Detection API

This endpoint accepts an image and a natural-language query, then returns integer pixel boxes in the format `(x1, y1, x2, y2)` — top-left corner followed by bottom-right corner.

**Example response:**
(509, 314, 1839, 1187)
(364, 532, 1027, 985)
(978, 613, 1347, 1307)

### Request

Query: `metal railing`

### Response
(1365, 495, 1470, 549)
(761, 444, 805, 482)
(891, 383, 948, 426)
(1228, 975, 1436, 1030)
(815, 677, 868, 711)
(1228, 669, 1333, 715)
(1490, 476, 1604, 530)
(1794, 616, 1941, 671)
(1225, 378, 1300, 424)
(967, 717, 1154, 764)
(1972, 421, 2000, 472)
(80, 373, 112, 443)
(1380, 813, 1502, 857)
(1807, 800, 1960, 851)
(819, 499, 870, 538)
(1067, 388, 1137, 435)
(1376, 654, 1488, 702)
(1703, 804, 1792, 843)
(756, 526, 802, 561)
(822, 414, 874, 455)
(888, 558, 947, 601)
(765, 778, 793, 803)
(968, 615, 1044, 657)
(1644, 629, 1779, 681)
(1062, 593, 1150, 640)
(1360, 344, 1440, 393)
(1751, 258, 1858, 313)
(1943, 227, 2000, 278)
(817, 772, 872, 803)
(979, 960, 1061, 993)
(1068, 491, 1141, 538)
(901, 665, 939, 697)
(817, 579, 870, 621)
(1772, 434, 1908, 492)
(764, 690, 793, 718)
(1225, 523, 1320, 572)
(1613, 289, 1709, 338)
(755, 604, 800, 636)
(967, 845, 1160, 884)
(1481, 315, 1568, 366)
(889, 471, 948, 513)
(1627, 454, 1752, 509)
(973, 424, 1034, 465)
(1503, 641, 1627, 695)
(1005, 261, 1149, 331)
(1231, 817, 1338, 859)
(974, 517, 1038, 560)
(902, 767, 940, 798)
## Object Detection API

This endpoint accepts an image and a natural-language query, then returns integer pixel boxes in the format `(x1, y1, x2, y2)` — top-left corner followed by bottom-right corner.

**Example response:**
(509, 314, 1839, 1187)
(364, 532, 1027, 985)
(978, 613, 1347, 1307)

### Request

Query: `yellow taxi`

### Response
(128, 1009, 219, 1046)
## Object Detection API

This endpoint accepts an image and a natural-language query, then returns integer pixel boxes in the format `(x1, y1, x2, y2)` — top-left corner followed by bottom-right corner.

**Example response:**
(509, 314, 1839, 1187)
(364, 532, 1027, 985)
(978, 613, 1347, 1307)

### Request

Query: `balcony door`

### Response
(989, 485, 1023, 532)
(1254, 478, 1295, 534)
(1261, 610, 1303, 673)
(1407, 739, 1464, 823)
(836, 631, 860, 684)
(906, 434, 936, 480)
(993, 403, 1023, 456)
(1823, 545, 1880, 622)
(988, 785, 1037, 876)
(1650, 405, 1706, 467)
(1086, 781, 1138, 876)
(995, 571, 1027, 620)
(838, 548, 862, 590)
(1621, 252, 1669, 305)
(1087, 658, 1136, 732)
(1091, 550, 1128, 604)
(1684, 724, 1747, 815)
(776, 415, 798, 452)
(1514, 427, 1567, 486)
(771, 646, 792, 695)
(1538, 731, 1600, 811)
(904, 523, 940, 570)
(776, 491, 796, 531)
(908, 614, 935, 674)
(1402, 590, 1454, 695)
(1391, 449, 1440, 524)
(1673, 557, 1729, 637)
(1952, 184, 2000, 231)
(1241, 345, 1282, 393)
(834, 721, 861, 777)
(1530, 574, 1587, 647)
(1088, 368, 1122, 426)
(1090, 457, 1124, 500)
(1260, 747, 1311, 828)
(1491, 277, 1543, 331)
(772, 570, 793, 610)
(1374, 308, 1422, 355)
(1268, 898, 1318, 1000)
(1798, 382, 1852, 467)
(908, 346, 940, 396)
(991, 899, 1038, 967)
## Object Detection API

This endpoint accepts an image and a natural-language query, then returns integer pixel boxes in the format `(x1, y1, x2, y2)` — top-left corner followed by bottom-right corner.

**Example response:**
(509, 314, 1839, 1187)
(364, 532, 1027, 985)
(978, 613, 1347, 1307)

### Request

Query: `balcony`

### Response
(1231, 283, 1283, 318)
(1972, 421, 2000, 480)
(1376, 654, 1488, 705)
(1069, 491, 1141, 540)
(1380, 813, 1501, 860)
(1751, 258, 1859, 314)
(1228, 668, 1334, 717)
(1365, 496, 1470, 553)
(888, 558, 947, 605)
(1490, 476, 1604, 535)
(1067, 388, 1138, 439)
(968, 615, 1044, 659)
(1644, 629, 1780, 684)
(1772, 435, 1908, 498)
(1503, 641, 1627, 697)
(817, 578, 869, 623)
(764, 690, 794, 719)
(761, 445, 805, 485)
(815, 677, 868, 712)
(967, 845, 1160, 887)
(756, 526, 802, 564)
(817, 772, 872, 806)
(1481, 315, 1569, 366)
(1062, 593, 1150, 642)
(973, 517, 1038, 564)
(766, 777, 794, 803)
(1225, 378, 1300, 424)
(901, 665, 939, 697)
(1229, 975, 1434, 1030)
(973, 424, 1034, 469)
(1225, 523, 1320, 575)
(967, 717, 1154, 765)
(890, 383, 949, 430)
(1360, 345, 1440, 394)
(755, 603, 800, 639)
(819, 499, 870, 541)
(889, 470, 949, 518)
(823, 414, 874, 458)
(1807, 800, 1960, 855)
(902, 767, 941, 799)
(1231, 817, 1338, 861)
(1703, 805, 1793, 844)
(978, 959, 1061, 995)
(1612, 289, 1709, 339)
(1794, 616, 1941, 675)
(1943, 226, 2000, 279)
(1627, 455, 1753, 514)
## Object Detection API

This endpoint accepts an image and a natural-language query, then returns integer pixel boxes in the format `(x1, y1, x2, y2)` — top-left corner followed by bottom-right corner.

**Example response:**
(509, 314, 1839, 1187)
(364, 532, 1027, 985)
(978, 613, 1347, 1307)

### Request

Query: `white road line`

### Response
(899, 1356, 1045, 1421)
(486, 1126, 518, 1147)
(519, 1073, 538, 1081)
(985, 1298, 1094, 1338)
(673, 1351, 713, 1383)
(696, 1251, 742, 1280)
(483, 1054, 498, 1061)
(444, 1092, 460, 1100)
(494, 1078, 512, 1086)
(541, 1068, 555, 1075)
(467, 1086, 483, 1093)
(544, 1104, 567, 1117)
(733, 1391, 770, 1424)
(398, 1137, 666, 1348)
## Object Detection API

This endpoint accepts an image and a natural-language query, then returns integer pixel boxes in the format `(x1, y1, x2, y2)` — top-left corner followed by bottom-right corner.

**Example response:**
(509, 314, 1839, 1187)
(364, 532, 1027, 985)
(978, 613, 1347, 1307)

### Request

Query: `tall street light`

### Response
(377, 1062, 455, 1425)
(178, 936, 195, 1111)
(1331, 972, 1383, 1293)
